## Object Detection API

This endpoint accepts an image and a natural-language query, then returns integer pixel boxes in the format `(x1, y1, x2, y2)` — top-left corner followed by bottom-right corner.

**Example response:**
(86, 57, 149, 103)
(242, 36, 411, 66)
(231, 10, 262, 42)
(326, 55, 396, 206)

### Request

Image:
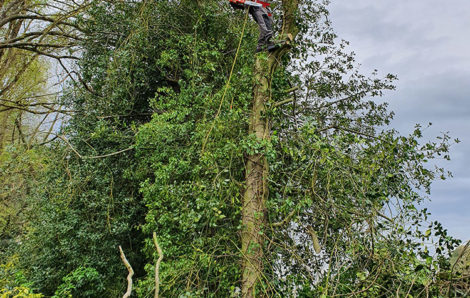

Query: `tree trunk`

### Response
(241, 1, 299, 296)
(241, 56, 272, 298)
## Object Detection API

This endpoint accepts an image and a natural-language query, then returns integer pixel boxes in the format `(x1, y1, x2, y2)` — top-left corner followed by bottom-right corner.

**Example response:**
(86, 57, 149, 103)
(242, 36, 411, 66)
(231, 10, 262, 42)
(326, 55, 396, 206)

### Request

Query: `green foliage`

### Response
(5, 0, 462, 297)
(0, 256, 29, 291)
(16, 0, 255, 296)
(17, 145, 144, 296)
(133, 2, 258, 296)
(0, 145, 47, 247)
(15, 1, 152, 296)
(0, 145, 49, 294)
(52, 267, 105, 298)
(450, 241, 470, 274)
(0, 287, 43, 298)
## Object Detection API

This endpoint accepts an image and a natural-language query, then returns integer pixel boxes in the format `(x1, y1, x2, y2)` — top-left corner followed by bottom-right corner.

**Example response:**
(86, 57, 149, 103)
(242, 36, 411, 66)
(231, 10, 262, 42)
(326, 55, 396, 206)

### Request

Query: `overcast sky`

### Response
(329, 1, 470, 241)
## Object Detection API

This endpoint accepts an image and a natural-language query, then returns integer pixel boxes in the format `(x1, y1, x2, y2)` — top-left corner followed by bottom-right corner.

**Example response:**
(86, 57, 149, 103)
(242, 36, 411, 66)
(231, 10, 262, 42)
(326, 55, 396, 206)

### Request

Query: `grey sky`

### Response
(329, 1, 470, 241)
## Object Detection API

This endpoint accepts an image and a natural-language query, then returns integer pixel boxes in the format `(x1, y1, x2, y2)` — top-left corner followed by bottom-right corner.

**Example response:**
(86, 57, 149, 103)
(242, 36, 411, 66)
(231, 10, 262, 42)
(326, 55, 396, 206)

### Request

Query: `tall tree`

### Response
(6, 0, 461, 297)
(241, 1, 299, 295)
(0, 0, 85, 274)
(12, 1, 150, 295)
(135, 0, 460, 296)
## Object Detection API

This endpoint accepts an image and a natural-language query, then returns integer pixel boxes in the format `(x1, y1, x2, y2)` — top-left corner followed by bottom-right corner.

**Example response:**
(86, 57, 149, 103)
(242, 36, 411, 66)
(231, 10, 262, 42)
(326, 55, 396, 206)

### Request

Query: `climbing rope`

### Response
(201, 7, 250, 154)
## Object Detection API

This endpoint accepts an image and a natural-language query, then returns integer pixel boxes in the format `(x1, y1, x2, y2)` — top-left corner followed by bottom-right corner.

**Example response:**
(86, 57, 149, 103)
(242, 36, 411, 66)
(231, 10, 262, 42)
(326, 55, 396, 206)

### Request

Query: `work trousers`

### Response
(249, 6, 273, 45)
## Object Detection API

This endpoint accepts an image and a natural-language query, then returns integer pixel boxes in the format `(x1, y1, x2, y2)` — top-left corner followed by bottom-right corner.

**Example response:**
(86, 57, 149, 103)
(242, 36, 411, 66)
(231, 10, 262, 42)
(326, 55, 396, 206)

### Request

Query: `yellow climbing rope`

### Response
(201, 7, 250, 153)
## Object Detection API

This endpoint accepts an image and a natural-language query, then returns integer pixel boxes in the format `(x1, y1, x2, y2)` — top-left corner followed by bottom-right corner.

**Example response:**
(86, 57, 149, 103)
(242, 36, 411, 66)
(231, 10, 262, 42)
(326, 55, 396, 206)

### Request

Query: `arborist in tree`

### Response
(229, 0, 279, 53)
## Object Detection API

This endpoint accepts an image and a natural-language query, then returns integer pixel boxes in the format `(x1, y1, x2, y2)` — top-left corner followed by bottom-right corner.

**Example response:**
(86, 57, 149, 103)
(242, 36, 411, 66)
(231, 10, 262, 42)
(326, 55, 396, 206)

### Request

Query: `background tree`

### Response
(0, 0, 86, 145)
(0, 0, 86, 276)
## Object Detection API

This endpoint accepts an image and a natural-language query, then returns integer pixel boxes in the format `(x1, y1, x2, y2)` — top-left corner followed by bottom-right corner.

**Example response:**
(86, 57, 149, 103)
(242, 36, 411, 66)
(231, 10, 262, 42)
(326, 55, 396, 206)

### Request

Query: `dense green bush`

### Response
(53, 267, 105, 298)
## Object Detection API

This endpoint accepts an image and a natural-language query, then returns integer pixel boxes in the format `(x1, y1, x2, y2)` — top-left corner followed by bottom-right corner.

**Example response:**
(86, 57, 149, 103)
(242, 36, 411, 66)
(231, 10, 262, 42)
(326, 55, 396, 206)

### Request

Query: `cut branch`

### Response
(119, 246, 134, 298)
(284, 86, 299, 93)
(307, 226, 322, 254)
(153, 232, 164, 298)
(273, 97, 294, 107)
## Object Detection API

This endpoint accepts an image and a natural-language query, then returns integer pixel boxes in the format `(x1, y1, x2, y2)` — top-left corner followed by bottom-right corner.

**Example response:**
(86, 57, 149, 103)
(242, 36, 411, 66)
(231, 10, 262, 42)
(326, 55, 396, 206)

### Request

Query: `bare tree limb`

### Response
(273, 97, 294, 107)
(153, 232, 163, 298)
(284, 86, 299, 93)
(119, 245, 134, 298)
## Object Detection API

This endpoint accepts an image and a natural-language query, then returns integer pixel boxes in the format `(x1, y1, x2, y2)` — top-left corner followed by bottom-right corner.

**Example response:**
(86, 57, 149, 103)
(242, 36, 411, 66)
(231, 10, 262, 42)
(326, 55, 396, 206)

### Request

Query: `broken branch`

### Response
(153, 232, 164, 298)
(119, 245, 134, 298)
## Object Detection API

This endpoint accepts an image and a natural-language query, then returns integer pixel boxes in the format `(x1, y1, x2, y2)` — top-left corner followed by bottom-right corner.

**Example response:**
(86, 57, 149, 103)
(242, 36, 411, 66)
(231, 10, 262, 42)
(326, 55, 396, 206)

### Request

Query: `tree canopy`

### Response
(0, 0, 467, 297)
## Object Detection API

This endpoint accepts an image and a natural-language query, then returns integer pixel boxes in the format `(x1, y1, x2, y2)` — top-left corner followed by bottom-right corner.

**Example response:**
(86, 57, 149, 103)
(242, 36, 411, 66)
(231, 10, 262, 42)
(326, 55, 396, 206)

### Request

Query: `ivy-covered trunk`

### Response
(241, 2, 299, 295)
(241, 57, 272, 297)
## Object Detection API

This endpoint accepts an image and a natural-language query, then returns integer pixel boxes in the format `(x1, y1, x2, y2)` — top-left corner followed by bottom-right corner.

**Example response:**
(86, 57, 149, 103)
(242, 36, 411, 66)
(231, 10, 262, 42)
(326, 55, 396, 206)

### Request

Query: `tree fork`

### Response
(241, 1, 299, 296)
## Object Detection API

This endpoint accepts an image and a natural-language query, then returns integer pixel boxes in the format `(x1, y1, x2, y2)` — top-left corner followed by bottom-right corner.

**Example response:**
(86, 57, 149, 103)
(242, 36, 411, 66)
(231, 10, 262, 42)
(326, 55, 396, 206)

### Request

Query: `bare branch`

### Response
(153, 232, 164, 298)
(119, 245, 134, 298)
(273, 97, 294, 107)
(56, 134, 134, 159)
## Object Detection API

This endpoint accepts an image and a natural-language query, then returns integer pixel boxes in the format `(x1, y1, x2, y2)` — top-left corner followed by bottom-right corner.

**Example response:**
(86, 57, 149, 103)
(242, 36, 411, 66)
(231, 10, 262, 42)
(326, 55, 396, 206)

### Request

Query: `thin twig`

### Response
(57, 134, 134, 159)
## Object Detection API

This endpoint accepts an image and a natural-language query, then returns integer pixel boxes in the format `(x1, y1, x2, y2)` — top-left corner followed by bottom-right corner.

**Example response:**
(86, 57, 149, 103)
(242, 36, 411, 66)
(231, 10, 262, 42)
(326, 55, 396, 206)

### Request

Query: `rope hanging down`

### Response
(201, 7, 250, 153)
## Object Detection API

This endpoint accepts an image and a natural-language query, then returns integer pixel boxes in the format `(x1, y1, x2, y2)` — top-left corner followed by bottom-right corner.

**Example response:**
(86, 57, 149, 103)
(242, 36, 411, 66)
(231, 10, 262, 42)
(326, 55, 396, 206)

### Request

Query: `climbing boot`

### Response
(267, 43, 280, 52)
(267, 39, 287, 52)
